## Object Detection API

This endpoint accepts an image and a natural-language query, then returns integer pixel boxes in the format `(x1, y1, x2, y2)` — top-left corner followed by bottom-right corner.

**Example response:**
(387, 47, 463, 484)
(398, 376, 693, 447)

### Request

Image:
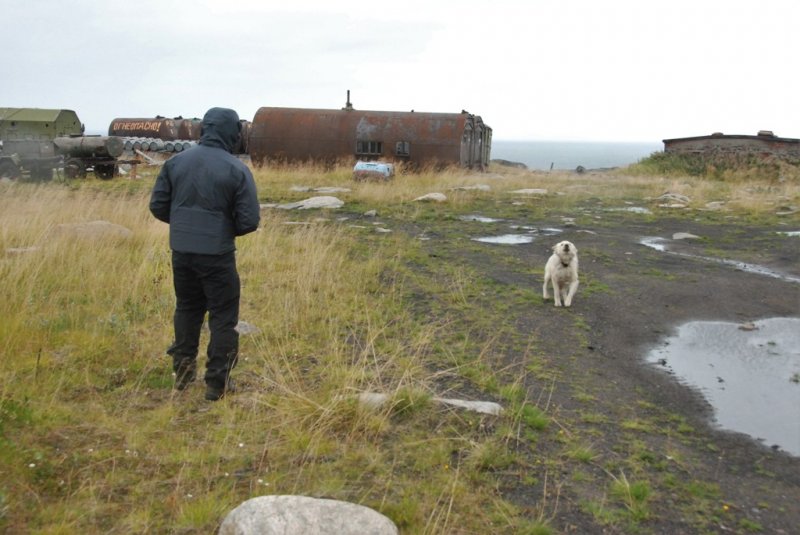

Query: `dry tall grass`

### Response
(0, 174, 506, 533)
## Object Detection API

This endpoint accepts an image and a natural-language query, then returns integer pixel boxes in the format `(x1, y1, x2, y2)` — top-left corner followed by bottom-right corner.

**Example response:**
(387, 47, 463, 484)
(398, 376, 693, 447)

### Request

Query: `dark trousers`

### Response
(167, 250, 240, 387)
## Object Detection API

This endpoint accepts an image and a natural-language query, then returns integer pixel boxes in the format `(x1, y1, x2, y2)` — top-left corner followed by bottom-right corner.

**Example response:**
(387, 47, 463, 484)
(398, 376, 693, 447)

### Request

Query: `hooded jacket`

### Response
(149, 107, 260, 255)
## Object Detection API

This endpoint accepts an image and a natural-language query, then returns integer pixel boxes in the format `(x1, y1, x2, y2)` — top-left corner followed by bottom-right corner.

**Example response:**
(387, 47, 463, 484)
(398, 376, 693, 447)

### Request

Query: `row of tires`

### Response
(63, 158, 117, 179)
(0, 157, 117, 181)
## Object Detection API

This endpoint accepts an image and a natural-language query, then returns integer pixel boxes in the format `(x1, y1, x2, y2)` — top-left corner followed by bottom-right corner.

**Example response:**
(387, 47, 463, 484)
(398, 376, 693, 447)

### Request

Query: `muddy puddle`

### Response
(647, 318, 800, 456)
(459, 215, 503, 223)
(640, 236, 800, 284)
(473, 234, 534, 245)
(467, 215, 564, 245)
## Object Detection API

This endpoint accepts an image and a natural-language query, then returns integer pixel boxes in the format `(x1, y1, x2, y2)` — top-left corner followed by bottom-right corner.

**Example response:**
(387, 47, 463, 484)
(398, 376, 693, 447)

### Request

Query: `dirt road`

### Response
(409, 204, 800, 533)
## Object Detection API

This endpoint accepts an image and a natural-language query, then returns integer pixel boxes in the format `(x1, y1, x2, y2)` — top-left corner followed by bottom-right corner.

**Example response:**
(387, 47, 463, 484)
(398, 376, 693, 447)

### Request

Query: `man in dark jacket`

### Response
(149, 107, 260, 401)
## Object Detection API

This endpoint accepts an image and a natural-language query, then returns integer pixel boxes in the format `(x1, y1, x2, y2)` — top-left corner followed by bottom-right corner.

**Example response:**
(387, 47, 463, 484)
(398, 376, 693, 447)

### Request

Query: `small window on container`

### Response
(395, 141, 410, 156)
(356, 140, 383, 155)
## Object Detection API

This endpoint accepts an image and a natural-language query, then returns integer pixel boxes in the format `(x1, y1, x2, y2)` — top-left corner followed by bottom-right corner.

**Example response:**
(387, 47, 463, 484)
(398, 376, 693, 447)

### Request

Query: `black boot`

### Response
(173, 359, 197, 391)
(205, 378, 236, 401)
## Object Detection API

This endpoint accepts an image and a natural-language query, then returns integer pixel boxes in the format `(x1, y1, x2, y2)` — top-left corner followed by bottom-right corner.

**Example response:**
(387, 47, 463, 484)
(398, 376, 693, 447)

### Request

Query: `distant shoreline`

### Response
(491, 139, 662, 170)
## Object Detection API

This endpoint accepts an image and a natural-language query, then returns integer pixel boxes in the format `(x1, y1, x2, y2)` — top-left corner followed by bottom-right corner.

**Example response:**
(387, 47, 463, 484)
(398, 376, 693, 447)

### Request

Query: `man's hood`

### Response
(199, 107, 241, 152)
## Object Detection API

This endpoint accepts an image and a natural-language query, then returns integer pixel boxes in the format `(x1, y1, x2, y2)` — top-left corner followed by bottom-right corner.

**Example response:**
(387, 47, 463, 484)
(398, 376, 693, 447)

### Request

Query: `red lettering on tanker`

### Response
(112, 121, 162, 132)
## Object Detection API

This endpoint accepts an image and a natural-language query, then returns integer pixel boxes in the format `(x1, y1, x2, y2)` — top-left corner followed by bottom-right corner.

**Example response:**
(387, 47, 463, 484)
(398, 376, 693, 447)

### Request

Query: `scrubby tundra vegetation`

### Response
(0, 156, 798, 534)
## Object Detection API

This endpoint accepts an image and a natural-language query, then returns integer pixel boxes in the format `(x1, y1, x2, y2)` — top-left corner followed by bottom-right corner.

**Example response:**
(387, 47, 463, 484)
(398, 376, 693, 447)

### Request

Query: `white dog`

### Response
(543, 240, 579, 307)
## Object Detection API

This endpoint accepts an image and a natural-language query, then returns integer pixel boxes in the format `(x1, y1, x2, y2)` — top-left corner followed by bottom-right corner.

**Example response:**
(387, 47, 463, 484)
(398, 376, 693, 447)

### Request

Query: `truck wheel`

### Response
(95, 164, 116, 180)
(30, 165, 53, 181)
(0, 160, 21, 180)
(64, 159, 86, 179)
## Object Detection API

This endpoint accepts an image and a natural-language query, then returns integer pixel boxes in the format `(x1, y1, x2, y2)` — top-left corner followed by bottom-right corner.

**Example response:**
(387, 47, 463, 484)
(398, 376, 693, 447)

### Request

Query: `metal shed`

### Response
(249, 106, 492, 169)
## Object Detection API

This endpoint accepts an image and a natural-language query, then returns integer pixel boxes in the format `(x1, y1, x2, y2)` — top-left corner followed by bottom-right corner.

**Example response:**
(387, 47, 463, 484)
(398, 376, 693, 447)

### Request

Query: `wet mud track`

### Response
(410, 211, 800, 533)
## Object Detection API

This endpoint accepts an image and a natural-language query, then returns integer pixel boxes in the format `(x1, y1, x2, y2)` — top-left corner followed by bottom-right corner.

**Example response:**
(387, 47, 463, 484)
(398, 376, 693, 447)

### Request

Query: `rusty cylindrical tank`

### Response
(176, 118, 202, 140)
(53, 136, 124, 159)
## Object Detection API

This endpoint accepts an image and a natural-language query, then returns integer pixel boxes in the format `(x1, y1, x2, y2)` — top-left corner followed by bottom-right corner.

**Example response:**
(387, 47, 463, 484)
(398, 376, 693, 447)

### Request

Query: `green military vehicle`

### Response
(0, 107, 124, 180)
(0, 108, 83, 179)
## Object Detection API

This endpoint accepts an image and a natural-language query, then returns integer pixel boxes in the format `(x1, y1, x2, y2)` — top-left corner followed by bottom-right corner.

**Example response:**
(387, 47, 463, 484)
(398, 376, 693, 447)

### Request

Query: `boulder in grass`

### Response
(510, 188, 548, 196)
(413, 192, 447, 203)
(672, 232, 701, 240)
(219, 495, 398, 535)
(276, 197, 344, 210)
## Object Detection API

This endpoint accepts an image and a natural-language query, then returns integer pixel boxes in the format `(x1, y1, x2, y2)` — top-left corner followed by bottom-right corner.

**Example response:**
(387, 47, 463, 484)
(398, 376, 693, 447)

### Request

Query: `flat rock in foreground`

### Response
(219, 495, 398, 535)
(276, 196, 344, 210)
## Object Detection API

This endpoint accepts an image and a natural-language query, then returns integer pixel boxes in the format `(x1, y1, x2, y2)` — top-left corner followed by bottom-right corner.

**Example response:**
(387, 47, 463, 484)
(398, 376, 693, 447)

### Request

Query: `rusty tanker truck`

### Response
(0, 108, 126, 180)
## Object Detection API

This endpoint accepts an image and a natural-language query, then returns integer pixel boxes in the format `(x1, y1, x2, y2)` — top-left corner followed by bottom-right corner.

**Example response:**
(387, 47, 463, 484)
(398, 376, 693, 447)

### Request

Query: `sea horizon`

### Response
(491, 139, 663, 171)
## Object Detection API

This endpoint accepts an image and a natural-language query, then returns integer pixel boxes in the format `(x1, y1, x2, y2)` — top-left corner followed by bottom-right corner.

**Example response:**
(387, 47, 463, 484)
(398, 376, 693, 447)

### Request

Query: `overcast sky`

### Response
(3, 0, 798, 142)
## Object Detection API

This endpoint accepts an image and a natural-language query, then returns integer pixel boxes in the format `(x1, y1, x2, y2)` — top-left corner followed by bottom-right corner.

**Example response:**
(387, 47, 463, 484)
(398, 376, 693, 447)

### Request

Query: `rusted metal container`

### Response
(248, 107, 492, 169)
(176, 118, 202, 140)
(236, 120, 251, 154)
(53, 135, 124, 159)
(108, 117, 179, 140)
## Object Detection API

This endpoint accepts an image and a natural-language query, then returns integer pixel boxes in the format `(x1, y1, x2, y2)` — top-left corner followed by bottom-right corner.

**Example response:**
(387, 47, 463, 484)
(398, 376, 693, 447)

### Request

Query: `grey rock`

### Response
(219, 495, 398, 535)
(235, 321, 260, 336)
(276, 197, 344, 210)
(356, 392, 502, 415)
(432, 397, 503, 415)
(672, 232, 701, 240)
(491, 158, 527, 169)
(288, 186, 351, 193)
(654, 192, 691, 204)
(358, 392, 389, 408)
(204, 320, 259, 336)
(413, 192, 447, 202)
(5, 246, 41, 255)
(314, 187, 351, 193)
(510, 188, 548, 195)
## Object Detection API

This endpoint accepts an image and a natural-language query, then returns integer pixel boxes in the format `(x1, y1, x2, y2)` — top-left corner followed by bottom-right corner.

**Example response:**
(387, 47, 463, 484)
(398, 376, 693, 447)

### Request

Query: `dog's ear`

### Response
(552, 244, 558, 252)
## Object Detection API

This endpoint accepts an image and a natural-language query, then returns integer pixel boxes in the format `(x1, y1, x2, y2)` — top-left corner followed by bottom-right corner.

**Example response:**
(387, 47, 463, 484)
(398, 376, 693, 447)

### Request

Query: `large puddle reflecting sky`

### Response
(647, 318, 800, 456)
